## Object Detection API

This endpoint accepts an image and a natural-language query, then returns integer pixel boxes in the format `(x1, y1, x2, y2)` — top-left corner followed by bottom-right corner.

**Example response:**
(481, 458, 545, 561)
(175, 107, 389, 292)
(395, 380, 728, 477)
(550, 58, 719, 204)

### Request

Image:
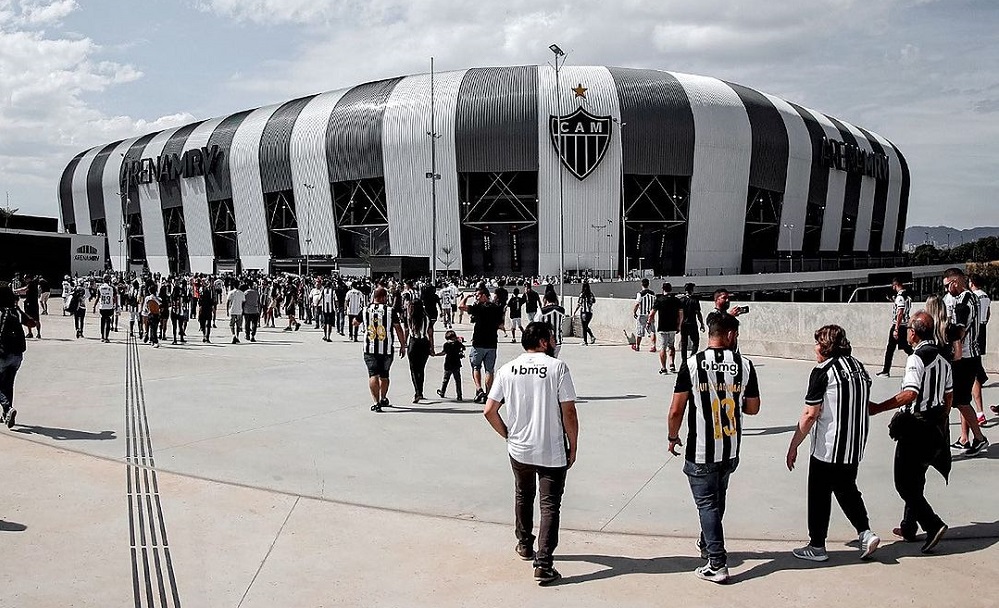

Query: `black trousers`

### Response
(580, 311, 595, 343)
(348, 314, 362, 340)
(73, 310, 86, 334)
(99, 309, 114, 340)
(441, 368, 462, 398)
(807, 457, 871, 547)
(881, 324, 913, 373)
(680, 323, 699, 361)
(510, 456, 568, 568)
(408, 337, 431, 396)
(244, 313, 259, 338)
(894, 436, 946, 537)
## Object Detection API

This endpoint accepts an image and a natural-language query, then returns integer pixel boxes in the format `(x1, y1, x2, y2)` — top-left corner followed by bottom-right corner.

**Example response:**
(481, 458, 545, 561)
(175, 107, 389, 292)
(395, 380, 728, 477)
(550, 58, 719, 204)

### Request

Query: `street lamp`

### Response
(426, 57, 442, 284)
(550, 42, 566, 299)
(782, 223, 795, 273)
(612, 117, 626, 278)
(302, 182, 315, 276)
(591, 219, 612, 279)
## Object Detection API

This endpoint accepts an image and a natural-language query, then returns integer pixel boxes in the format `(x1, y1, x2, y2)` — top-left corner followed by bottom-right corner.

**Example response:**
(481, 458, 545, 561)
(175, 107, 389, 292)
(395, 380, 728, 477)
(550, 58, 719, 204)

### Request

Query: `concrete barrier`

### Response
(566, 296, 999, 373)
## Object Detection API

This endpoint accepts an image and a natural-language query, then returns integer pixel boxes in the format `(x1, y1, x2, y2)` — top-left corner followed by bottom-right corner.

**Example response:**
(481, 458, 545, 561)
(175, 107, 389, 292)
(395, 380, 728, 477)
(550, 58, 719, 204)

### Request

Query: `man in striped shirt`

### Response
(969, 273, 991, 426)
(631, 278, 657, 352)
(320, 280, 337, 342)
(786, 325, 880, 562)
(363, 287, 407, 413)
(870, 311, 952, 553)
(345, 282, 367, 342)
(876, 278, 913, 377)
(539, 292, 566, 358)
(668, 313, 761, 583)
(943, 267, 989, 456)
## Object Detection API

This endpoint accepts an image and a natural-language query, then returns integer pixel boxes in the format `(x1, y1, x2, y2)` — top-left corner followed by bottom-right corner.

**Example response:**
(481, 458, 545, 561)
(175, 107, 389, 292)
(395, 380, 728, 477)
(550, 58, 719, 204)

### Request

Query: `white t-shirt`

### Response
(97, 284, 116, 310)
(487, 352, 577, 467)
(973, 288, 991, 324)
(227, 289, 245, 316)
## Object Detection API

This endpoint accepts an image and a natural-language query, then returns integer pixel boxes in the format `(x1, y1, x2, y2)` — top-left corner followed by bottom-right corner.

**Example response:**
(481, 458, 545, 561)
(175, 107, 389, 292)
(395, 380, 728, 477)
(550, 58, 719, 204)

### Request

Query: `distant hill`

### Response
(905, 226, 999, 248)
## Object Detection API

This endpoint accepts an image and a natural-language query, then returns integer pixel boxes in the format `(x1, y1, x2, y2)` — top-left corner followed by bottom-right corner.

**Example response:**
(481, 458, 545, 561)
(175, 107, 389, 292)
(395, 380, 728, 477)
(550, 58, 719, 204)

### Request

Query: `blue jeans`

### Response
(684, 458, 738, 568)
(0, 353, 23, 415)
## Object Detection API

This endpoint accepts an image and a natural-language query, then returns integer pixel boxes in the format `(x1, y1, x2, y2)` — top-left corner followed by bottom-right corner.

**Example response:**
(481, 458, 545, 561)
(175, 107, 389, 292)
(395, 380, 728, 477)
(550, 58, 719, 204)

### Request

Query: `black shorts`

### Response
(363, 353, 394, 378)
(323, 312, 336, 325)
(951, 357, 980, 406)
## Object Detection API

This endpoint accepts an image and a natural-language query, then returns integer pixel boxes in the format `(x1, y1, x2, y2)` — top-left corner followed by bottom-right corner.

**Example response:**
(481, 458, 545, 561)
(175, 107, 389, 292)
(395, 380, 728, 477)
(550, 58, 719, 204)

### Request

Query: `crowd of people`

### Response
(0, 265, 994, 586)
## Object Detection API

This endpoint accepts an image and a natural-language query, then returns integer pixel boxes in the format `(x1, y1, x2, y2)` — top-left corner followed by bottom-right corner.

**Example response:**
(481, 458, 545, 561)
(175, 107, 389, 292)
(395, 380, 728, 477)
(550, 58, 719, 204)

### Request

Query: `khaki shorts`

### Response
(656, 331, 676, 351)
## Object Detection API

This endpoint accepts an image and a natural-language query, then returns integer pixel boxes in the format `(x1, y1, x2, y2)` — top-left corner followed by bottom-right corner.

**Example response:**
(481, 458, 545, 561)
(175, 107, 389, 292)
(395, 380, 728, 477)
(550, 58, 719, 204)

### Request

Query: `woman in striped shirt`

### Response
(574, 282, 597, 345)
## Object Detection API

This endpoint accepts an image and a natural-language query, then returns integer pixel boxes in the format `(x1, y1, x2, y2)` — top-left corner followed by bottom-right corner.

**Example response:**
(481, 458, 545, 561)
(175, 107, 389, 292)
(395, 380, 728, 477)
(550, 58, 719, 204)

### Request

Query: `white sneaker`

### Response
(694, 562, 729, 583)
(792, 545, 829, 562)
(859, 530, 880, 560)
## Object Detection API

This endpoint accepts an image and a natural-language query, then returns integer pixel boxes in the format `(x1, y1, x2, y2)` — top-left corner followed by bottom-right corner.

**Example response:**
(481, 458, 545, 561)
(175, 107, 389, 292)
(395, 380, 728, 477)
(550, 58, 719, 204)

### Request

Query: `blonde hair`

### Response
(924, 295, 949, 347)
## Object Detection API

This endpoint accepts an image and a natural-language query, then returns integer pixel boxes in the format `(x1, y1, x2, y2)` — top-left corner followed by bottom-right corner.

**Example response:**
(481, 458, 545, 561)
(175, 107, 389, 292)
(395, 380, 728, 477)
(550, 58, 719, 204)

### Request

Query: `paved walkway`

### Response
(2, 312, 999, 607)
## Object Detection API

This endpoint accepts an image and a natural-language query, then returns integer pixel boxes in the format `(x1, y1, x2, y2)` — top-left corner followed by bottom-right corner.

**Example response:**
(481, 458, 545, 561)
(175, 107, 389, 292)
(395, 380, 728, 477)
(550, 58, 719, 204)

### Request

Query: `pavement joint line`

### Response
(237, 495, 300, 608)
(599, 456, 674, 533)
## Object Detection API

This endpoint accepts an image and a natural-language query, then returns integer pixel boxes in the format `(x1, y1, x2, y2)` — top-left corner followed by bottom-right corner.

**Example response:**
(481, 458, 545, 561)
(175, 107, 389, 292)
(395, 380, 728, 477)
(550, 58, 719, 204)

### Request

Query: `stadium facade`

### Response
(57, 65, 910, 277)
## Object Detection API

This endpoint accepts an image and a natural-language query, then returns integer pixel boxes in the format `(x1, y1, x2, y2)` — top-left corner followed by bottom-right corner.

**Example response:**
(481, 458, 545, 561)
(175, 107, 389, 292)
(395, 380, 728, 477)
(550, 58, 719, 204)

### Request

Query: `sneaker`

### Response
(859, 530, 880, 560)
(370, 403, 383, 413)
(892, 527, 918, 542)
(977, 414, 987, 426)
(250, 337, 256, 342)
(875, 371, 890, 378)
(921, 524, 948, 553)
(694, 563, 729, 583)
(283, 327, 292, 332)
(966, 437, 990, 456)
(295, 322, 301, 331)
(659, 368, 668, 375)
(534, 566, 561, 585)
(436, 389, 445, 398)
(516, 543, 535, 560)
(630, 344, 639, 351)
(951, 440, 971, 450)
(379, 397, 390, 408)
(991, 405, 999, 416)
(5, 408, 15, 429)
(792, 545, 829, 562)
(670, 364, 677, 373)
(232, 337, 239, 344)
(649, 346, 657, 352)
(456, 396, 463, 402)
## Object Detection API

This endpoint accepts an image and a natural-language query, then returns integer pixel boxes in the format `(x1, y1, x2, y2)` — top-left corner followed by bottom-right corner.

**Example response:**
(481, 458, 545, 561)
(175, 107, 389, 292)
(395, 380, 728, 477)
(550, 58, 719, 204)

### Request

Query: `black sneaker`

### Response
(516, 543, 535, 560)
(370, 403, 382, 413)
(966, 437, 990, 456)
(6, 408, 16, 429)
(922, 524, 948, 553)
(875, 371, 890, 378)
(951, 440, 971, 450)
(659, 368, 668, 375)
(379, 398, 390, 409)
(534, 566, 561, 585)
(295, 322, 301, 331)
(436, 389, 445, 398)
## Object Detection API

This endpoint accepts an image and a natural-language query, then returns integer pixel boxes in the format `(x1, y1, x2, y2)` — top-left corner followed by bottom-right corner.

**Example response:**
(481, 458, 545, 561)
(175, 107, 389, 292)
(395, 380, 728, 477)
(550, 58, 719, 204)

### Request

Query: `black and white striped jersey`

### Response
(345, 289, 367, 316)
(635, 289, 656, 317)
(674, 348, 760, 464)
(892, 290, 912, 325)
(804, 355, 871, 464)
(945, 290, 980, 358)
(578, 294, 594, 314)
(362, 303, 396, 355)
(321, 288, 336, 314)
(901, 341, 953, 413)
(540, 304, 566, 344)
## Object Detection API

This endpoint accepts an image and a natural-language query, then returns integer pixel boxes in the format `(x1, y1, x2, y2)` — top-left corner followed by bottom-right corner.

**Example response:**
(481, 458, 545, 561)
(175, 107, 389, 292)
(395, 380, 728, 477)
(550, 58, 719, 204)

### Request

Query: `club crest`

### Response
(549, 106, 613, 180)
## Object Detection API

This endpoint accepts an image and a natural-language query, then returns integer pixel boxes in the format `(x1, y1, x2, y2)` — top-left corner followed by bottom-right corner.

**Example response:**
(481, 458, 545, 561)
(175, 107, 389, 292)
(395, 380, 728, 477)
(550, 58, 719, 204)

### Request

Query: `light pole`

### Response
(550, 43, 566, 298)
(612, 117, 626, 278)
(302, 182, 315, 276)
(782, 223, 794, 273)
(591, 219, 611, 279)
(426, 57, 442, 284)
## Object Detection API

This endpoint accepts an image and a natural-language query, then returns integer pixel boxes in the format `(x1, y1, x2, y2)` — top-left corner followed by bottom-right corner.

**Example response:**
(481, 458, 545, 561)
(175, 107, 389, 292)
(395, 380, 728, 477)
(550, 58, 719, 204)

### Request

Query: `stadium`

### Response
(57, 65, 910, 277)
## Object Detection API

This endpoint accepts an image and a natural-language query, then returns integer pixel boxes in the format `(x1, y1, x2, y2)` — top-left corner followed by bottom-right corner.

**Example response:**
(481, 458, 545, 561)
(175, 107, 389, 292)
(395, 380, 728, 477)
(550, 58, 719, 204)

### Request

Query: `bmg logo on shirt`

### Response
(700, 360, 739, 375)
(512, 364, 548, 379)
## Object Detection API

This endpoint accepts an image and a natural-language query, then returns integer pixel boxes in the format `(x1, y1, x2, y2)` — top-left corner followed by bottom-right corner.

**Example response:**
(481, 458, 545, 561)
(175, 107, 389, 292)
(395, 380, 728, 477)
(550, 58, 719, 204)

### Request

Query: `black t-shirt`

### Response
(494, 287, 509, 307)
(524, 290, 541, 312)
(653, 294, 682, 332)
(507, 295, 523, 318)
(681, 295, 701, 326)
(441, 339, 466, 369)
(467, 301, 502, 348)
(422, 291, 441, 319)
(705, 308, 730, 327)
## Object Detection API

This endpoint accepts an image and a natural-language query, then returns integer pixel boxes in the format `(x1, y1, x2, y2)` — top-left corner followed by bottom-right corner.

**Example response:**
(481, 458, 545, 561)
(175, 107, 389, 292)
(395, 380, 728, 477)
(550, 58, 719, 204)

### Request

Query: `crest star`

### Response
(572, 83, 587, 98)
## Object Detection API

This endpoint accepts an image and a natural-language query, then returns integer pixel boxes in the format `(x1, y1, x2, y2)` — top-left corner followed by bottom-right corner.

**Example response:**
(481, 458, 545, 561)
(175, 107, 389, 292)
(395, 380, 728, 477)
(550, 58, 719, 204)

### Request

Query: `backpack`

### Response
(147, 297, 161, 316)
(0, 309, 26, 356)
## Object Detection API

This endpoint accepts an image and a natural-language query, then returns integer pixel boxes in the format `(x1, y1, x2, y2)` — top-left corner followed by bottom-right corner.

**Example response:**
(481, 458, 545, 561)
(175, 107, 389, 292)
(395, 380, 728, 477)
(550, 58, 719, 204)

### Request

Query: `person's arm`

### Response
(632, 299, 640, 317)
(869, 390, 918, 416)
(943, 390, 953, 418)
(647, 308, 657, 327)
(667, 391, 688, 455)
(394, 322, 407, 357)
(742, 364, 762, 415)
(786, 405, 821, 471)
(483, 398, 508, 439)
(676, 306, 684, 330)
(561, 400, 578, 468)
(695, 302, 705, 331)
(458, 294, 473, 312)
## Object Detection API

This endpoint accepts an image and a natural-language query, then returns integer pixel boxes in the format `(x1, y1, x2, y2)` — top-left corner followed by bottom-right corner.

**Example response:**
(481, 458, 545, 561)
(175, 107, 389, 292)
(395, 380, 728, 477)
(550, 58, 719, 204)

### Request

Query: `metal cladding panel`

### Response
(763, 93, 811, 251)
(121, 133, 160, 216)
(787, 103, 831, 253)
(58, 151, 85, 231)
(206, 110, 253, 203)
(537, 66, 623, 275)
(289, 89, 350, 258)
(674, 72, 752, 275)
(856, 126, 891, 254)
(326, 77, 403, 182)
(136, 128, 179, 275)
(71, 147, 101, 235)
(101, 138, 140, 270)
(724, 82, 788, 192)
(383, 70, 466, 270)
(803, 109, 847, 252)
(890, 140, 910, 252)
(180, 117, 226, 273)
(825, 116, 864, 253)
(230, 103, 283, 271)
(455, 66, 539, 172)
(259, 94, 318, 194)
(159, 122, 204, 210)
(86, 141, 122, 222)
(867, 130, 904, 252)
(837, 119, 878, 252)
(607, 67, 694, 176)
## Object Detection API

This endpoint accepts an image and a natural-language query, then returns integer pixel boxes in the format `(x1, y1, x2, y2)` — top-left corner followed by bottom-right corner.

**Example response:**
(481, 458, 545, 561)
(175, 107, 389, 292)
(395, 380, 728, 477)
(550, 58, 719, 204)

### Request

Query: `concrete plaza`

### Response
(2, 308, 998, 607)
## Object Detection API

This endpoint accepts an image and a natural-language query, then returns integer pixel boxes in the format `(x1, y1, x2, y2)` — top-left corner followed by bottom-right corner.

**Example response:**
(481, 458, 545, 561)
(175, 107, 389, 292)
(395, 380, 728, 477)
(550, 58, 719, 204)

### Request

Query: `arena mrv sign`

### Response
(120, 145, 224, 187)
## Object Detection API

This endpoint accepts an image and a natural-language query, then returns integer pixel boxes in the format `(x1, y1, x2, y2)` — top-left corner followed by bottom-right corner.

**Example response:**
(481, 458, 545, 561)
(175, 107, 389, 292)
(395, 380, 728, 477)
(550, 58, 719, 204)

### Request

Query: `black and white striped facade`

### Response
(58, 65, 910, 277)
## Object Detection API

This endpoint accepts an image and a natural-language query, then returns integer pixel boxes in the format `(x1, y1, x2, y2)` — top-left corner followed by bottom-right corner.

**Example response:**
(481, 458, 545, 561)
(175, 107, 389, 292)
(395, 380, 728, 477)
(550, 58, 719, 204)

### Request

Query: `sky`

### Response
(0, 0, 996, 228)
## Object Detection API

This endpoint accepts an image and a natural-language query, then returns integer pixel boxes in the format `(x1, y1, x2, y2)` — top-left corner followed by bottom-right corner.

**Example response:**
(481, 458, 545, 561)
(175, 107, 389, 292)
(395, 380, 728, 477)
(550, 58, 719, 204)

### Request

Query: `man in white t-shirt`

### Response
(226, 285, 246, 344)
(483, 321, 578, 586)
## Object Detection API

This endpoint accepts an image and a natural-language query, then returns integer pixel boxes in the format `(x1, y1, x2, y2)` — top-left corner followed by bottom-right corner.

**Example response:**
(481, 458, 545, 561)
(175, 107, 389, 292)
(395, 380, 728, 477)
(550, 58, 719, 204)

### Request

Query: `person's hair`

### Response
(641, 278, 650, 288)
(372, 286, 388, 302)
(910, 311, 935, 342)
(924, 295, 950, 346)
(521, 321, 553, 350)
(707, 312, 739, 337)
(0, 282, 14, 308)
(580, 282, 592, 298)
(512, 287, 520, 296)
(543, 292, 558, 304)
(444, 329, 457, 341)
(814, 325, 852, 358)
(944, 267, 965, 280)
(662, 282, 672, 293)
(476, 286, 490, 297)
(891, 277, 904, 287)
(409, 298, 426, 328)
(684, 282, 695, 294)
(969, 273, 984, 289)
(713, 288, 729, 299)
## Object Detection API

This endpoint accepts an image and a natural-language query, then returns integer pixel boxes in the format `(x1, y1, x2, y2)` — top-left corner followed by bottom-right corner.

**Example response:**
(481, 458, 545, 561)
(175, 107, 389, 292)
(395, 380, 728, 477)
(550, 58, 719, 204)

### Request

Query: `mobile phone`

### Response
(737, 305, 750, 314)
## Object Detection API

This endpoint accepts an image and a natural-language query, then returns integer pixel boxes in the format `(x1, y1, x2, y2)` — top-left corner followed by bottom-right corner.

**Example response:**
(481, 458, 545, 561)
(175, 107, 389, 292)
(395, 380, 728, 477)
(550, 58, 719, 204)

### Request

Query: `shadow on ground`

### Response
(13, 426, 117, 441)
